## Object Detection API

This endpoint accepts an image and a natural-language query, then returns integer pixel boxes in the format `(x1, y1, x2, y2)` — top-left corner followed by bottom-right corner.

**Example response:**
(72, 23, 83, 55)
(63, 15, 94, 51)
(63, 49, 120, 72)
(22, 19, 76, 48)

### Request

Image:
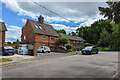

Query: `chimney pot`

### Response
(38, 15, 44, 24)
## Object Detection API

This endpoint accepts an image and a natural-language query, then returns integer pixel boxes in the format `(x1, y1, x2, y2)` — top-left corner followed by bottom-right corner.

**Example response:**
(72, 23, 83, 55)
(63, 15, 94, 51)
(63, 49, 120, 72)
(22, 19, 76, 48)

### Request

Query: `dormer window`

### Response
(35, 25, 38, 28)
(38, 26, 42, 29)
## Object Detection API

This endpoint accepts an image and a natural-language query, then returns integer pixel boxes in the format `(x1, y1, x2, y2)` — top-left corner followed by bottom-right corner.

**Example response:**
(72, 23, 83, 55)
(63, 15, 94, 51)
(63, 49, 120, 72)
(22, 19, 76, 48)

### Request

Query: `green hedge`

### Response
(98, 47, 111, 51)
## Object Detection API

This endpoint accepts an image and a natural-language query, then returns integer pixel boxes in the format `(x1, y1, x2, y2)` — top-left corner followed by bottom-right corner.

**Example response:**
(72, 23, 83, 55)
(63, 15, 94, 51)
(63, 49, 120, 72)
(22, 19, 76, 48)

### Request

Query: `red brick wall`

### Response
(35, 34, 58, 48)
(0, 31, 5, 47)
(21, 21, 35, 44)
(0, 31, 2, 47)
(69, 40, 82, 48)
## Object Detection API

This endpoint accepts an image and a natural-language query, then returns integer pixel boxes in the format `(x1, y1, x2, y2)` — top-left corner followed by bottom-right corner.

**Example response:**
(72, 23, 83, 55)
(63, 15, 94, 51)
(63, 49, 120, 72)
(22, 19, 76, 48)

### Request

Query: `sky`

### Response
(0, 0, 108, 42)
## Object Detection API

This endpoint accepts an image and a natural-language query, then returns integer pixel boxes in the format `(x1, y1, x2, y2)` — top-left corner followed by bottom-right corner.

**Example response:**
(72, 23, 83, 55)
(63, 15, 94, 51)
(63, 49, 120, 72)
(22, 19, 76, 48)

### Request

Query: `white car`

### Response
(18, 44, 29, 55)
(38, 46, 50, 53)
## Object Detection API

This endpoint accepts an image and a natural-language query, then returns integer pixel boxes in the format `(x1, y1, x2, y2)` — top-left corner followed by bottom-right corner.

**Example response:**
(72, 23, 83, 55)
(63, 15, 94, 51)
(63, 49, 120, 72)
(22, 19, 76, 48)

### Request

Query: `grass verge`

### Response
(0, 58, 12, 62)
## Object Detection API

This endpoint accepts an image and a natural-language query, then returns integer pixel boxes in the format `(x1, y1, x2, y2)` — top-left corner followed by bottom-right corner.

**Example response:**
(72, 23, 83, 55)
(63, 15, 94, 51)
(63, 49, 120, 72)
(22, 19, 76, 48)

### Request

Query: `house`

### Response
(0, 22, 7, 48)
(21, 15, 59, 49)
(59, 33, 85, 49)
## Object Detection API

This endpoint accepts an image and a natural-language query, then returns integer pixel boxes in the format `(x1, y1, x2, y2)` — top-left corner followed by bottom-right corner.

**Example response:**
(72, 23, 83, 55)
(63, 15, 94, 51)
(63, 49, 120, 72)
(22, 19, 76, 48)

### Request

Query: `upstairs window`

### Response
(73, 41, 76, 43)
(51, 36, 55, 40)
(43, 35, 46, 40)
(24, 36, 26, 40)
(35, 25, 38, 28)
(38, 26, 42, 29)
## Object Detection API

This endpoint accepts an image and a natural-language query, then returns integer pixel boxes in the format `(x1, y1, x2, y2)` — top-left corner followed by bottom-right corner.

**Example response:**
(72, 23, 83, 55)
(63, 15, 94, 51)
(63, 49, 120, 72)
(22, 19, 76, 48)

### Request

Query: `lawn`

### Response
(0, 58, 12, 62)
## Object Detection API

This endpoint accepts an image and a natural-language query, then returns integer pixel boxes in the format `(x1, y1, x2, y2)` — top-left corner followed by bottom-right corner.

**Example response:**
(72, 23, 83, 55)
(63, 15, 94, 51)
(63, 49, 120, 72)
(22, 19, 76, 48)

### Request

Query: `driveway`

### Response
(1, 51, 119, 78)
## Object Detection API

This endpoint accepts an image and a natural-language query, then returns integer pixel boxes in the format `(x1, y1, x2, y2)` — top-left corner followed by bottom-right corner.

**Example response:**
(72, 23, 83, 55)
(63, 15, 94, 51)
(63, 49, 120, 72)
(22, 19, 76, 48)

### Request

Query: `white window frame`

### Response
(43, 35, 46, 40)
(51, 36, 55, 40)
(73, 41, 76, 43)
(38, 25, 42, 29)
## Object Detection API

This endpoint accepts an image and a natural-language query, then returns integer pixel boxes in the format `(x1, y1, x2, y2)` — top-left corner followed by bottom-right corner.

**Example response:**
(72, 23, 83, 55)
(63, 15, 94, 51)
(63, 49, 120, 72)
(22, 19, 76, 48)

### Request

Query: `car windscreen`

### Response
(19, 47, 27, 49)
(4, 46, 13, 49)
(85, 46, 93, 50)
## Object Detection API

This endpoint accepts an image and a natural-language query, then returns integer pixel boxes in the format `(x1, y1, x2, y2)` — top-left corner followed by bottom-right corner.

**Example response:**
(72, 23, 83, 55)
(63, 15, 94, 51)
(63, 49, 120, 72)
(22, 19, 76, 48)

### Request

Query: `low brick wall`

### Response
(51, 48, 67, 53)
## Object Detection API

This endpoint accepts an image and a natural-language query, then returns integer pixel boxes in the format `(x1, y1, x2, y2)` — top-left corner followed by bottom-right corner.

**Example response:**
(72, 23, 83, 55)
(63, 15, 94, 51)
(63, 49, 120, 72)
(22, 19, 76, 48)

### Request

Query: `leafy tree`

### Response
(7, 42, 12, 44)
(56, 37, 69, 46)
(13, 39, 20, 45)
(56, 29, 66, 34)
(71, 32, 76, 36)
(111, 23, 120, 50)
(99, 0, 120, 24)
(66, 44, 73, 50)
(84, 43, 90, 47)
(68, 33, 71, 35)
(97, 29, 111, 47)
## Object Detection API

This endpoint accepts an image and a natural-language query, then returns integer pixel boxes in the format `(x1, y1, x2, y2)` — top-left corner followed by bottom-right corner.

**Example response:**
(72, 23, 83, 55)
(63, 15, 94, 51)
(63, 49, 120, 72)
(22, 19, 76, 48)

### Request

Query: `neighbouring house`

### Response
(59, 33, 85, 49)
(21, 15, 59, 49)
(0, 22, 7, 48)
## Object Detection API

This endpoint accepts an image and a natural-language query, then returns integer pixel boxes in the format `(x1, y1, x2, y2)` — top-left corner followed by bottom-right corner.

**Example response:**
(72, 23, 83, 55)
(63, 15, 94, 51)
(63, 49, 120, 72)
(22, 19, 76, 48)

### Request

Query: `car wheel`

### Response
(96, 51, 98, 54)
(82, 52, 85, 55)
(48, 51, 50, 53)
(12, 53, 15, 55)
(42, 50, 44, 53)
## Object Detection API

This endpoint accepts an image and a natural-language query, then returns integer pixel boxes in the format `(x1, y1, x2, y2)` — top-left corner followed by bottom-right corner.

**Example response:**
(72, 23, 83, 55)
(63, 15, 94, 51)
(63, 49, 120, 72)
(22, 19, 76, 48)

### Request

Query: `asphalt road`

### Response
(2, 51, 119, 78)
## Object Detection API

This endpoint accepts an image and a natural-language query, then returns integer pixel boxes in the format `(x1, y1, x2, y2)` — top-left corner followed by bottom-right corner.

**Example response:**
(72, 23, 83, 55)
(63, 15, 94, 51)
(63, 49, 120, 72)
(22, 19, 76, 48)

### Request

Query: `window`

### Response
(24, 36, 26, 40)
(42, 44, 46, 46)
(51, 36, 55, 40)
(51, 45, 54, 49)
(77, 41, 79, 43)
(35, 25, 38, 28)
(73, 41, 76, 43)
(38, 26, 42, 29)
(43, 35, 46, 40)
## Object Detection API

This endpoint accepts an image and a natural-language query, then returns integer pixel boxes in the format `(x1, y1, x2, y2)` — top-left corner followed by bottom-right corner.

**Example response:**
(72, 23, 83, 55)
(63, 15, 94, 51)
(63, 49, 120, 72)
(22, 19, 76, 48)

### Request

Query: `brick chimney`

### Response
(38, 15, 44, 24)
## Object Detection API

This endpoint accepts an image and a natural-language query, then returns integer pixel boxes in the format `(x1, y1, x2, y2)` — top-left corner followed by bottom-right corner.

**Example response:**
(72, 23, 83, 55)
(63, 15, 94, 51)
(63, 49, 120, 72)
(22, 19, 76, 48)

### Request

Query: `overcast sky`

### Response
(1, 0, 108, 42)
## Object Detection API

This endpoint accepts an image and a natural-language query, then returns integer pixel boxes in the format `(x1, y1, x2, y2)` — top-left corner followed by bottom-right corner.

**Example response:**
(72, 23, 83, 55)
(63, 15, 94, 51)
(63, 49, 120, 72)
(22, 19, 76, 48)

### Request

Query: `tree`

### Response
(7, 42, 12, 44)
(56, 37, 69, 46)
(99, 0, 120, 24)
(111, 23, 120, 50)
(97, 29, 111, 47)
(71, 32, 76, 36)
(56, 29, 66, 34)
(66, 44, 73, 50)
(13, 39, 20, 45)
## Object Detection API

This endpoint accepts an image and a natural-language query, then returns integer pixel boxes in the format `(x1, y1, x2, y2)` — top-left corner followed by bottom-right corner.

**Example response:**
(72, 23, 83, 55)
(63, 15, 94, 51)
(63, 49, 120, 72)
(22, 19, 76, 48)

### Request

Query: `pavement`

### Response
(1, 51, 119, 78)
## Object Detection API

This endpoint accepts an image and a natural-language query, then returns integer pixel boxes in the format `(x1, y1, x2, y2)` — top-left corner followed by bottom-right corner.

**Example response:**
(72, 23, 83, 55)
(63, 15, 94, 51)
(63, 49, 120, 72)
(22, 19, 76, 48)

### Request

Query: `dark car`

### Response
(82, 46, 98, 55)
(2, 46, 16, 55)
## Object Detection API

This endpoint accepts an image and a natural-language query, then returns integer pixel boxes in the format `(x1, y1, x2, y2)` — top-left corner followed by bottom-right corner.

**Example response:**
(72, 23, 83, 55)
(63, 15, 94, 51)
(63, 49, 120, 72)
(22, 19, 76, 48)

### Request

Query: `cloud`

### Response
(5, 25, 21, 42)
(21, 18, 27, 23)
(0, 19, 4, 22)
(51, 24, 78, 34)
(2, 0, 108, 23)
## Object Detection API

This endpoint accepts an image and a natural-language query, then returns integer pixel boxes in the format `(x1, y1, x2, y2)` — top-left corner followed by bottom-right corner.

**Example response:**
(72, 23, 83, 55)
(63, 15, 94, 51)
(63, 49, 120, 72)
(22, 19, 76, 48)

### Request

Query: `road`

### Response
(2, 51, 119, 78)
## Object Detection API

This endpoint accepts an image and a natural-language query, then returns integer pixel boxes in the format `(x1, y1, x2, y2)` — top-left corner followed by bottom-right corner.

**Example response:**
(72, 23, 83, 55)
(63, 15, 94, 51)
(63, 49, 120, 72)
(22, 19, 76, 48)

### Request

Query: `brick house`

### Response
(21, 15, 59, 49)
(0, 22, 7, 48)
(59, 33, 85, 49)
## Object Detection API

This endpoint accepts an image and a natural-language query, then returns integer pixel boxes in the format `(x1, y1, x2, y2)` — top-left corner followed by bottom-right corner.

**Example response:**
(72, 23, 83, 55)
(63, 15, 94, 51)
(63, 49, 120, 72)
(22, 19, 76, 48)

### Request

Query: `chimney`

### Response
(38, 15, 44, 24)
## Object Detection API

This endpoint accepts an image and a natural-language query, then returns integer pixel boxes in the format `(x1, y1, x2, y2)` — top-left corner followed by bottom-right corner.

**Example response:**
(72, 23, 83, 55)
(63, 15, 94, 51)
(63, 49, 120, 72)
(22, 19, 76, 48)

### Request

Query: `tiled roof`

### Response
(27, 19, 59, 37)
(59, 33, 85, 41)
(0, 22, 7, 31)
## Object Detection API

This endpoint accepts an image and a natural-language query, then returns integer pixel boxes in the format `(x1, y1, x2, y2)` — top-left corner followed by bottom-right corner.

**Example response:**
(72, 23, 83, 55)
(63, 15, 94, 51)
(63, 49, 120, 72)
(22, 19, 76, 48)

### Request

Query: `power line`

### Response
(31, 0, 79, 26)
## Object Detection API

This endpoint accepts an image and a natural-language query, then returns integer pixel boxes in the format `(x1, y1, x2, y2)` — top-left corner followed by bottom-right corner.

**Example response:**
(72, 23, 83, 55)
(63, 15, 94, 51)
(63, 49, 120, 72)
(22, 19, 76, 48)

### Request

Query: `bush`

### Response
(69, 49, 73, 52)
(66, 44, 73, 50)
(79, 46, 84, 50)
(84, 43, 90, 47)
(98, 47, 111, 51)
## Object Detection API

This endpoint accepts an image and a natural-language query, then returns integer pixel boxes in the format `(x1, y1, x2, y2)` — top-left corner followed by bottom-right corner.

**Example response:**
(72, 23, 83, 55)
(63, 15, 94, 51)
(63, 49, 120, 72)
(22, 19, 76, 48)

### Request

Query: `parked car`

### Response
(18, 44, 29, 55)
(38, 46, 50, 53)
(82, 46, 98, 55)
(2, 46, 15, 55)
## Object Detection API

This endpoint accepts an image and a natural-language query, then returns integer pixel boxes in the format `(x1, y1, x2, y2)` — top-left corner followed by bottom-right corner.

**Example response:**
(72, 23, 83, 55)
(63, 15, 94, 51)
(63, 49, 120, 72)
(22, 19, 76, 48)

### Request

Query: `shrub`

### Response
(79, 46, 84, 50)
(66, 44, 73, 50)
(84, 43, 90, 47)
(69, 49, 73, 52)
